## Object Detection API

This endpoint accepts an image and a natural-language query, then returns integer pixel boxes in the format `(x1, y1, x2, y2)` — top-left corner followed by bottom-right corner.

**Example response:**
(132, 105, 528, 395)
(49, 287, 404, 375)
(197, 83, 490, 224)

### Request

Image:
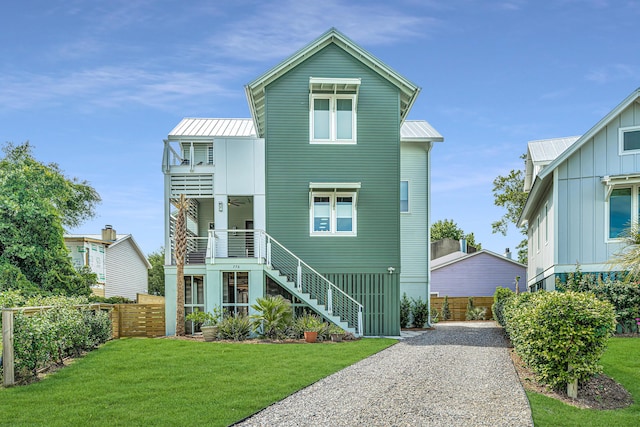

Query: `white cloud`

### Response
(585, 64, 638, 83)
(207, 0, 436, 62)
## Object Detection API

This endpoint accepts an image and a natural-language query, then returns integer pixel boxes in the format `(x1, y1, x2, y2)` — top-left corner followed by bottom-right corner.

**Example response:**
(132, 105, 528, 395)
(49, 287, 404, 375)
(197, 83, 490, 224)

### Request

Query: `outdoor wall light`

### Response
(387, 266, 395, 274)
(218, 201, 223, 212)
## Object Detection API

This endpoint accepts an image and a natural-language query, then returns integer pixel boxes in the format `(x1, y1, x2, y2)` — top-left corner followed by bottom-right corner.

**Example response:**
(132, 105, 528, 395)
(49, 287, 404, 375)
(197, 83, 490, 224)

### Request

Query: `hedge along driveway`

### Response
(0, 337, 396, 426)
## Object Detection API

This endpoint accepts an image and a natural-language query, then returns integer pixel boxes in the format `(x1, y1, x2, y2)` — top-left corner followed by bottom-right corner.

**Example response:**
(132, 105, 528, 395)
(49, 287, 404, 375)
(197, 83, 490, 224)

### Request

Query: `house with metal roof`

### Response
(162, 28, 443, 336)
(519, 87, 640, 291)
(65, 225, 151, 300)
(430, 249, 526, 297)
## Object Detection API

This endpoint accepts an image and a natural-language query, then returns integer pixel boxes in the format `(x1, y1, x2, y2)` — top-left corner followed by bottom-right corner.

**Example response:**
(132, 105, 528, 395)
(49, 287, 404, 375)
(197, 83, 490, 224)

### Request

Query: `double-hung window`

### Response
(619, 126, 640, 155)
(608, 187, 634, 239)
(309, 77, 360, 144)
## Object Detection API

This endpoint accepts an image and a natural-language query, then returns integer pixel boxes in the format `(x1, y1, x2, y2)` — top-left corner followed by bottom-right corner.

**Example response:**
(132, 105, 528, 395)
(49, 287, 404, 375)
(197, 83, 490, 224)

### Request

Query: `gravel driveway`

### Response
(236, 321, 533, 427)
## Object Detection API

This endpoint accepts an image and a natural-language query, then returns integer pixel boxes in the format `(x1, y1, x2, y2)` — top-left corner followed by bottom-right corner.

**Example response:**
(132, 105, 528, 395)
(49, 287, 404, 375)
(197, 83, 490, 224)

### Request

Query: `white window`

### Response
(309, 77, 359, 144)
(400, 181, 409, 213)
(544, 202, 549, 243)
(619, 126, 640, 155)
(608, 187, 635, 239)
(310, 95, 357, 143)
(310, 192, 357, 235)
(184, 275, 205, 334)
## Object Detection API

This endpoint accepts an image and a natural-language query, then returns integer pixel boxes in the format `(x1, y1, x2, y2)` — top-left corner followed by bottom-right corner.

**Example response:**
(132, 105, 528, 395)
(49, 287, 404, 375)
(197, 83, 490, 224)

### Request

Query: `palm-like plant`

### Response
(250, 295, 293, 339)
(174, 194, 188, 336)
(609, 223, 640, 280)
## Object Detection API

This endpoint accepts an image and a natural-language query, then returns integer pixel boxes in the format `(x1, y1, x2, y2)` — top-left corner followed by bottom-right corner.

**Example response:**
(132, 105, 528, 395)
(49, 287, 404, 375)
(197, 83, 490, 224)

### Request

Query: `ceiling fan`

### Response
(227, 197, 247, 206)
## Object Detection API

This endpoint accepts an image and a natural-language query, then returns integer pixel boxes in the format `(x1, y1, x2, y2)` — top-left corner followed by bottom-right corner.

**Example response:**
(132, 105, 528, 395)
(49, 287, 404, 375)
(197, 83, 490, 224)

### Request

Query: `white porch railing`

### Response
(205, 229, 363, 336)
(162, 140, 214, 173)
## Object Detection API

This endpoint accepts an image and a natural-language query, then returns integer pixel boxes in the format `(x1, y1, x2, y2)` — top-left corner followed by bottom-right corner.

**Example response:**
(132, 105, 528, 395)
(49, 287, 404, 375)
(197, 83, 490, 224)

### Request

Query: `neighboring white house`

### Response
(518, 87, 640, 291)
(65, 225, 151, 300)
(430, 249, 527, 297)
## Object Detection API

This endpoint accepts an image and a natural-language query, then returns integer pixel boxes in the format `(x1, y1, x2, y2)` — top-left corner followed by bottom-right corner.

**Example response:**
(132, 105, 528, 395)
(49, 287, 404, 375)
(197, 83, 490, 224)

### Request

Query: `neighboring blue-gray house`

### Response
(519, 87, 640, 291)
(430, 250, 526, 297)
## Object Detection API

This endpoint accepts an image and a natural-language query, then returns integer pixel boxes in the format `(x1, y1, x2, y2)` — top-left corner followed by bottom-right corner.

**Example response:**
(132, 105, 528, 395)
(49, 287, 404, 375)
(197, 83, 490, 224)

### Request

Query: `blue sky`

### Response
(2, 0, 640, 257)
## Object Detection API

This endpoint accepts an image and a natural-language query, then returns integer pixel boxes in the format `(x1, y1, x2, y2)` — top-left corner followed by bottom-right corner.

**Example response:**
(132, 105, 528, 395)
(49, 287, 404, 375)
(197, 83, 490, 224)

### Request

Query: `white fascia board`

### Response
(309, 182, 361, 190)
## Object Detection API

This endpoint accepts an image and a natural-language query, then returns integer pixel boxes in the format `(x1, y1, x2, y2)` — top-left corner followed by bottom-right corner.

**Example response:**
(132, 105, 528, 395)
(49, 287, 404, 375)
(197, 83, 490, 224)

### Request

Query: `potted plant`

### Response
(186, 307, 221, 342)
(329, 325, 346, 342)
(296, 313, 325, 343)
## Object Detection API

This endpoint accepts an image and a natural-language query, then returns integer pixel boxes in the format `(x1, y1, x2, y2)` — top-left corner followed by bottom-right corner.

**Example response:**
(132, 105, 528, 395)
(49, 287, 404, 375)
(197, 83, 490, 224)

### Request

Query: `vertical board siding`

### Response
(556, 102, 640, 267)
(325, 272, 399, 336)
(106, 239, 149, 300)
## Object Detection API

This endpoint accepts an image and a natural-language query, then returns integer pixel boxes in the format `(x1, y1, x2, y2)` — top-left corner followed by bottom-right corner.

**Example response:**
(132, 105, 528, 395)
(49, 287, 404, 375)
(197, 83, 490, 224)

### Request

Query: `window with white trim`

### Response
(309, 77, 359, 144)
(619, 126, 640, 154)
(608, 186, 637, 239)
(400, 181, 409, 213)
(310, 192, 357, 235)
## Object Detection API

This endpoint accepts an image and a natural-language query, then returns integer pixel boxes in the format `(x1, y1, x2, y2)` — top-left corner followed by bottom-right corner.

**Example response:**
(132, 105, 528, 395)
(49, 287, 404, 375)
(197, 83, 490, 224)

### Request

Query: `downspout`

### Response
(426, 141, 434, 328)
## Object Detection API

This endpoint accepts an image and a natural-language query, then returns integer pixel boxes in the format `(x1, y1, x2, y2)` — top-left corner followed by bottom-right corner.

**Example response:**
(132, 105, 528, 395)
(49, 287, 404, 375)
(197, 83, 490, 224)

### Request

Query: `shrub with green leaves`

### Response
(503, 291, 616, 390)
(557, 270, 640, 333)
(400, 293, 411, 328)
(411, 297, 430, 328)
(250, 295, 293, 339)
(218, 313, 252, 341)
(492, 286, 515, 327)
(441, 295, 450, 320)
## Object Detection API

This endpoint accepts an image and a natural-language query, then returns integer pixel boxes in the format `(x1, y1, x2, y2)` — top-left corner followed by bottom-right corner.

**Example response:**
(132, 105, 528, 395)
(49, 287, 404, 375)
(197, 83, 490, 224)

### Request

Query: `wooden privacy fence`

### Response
(111, 304, 165, 338)
(2, 303, 165, 387)
(431, 296, 494, 321)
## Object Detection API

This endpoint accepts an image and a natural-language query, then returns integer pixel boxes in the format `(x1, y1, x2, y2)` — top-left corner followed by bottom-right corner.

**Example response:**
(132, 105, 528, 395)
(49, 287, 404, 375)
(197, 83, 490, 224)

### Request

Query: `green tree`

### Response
(148, 248, 165, 296)
(430, 219, 481, 249)
(608, 224, 640, 280)
(0, 142, 100, 296)
(492, 155, 528, 264)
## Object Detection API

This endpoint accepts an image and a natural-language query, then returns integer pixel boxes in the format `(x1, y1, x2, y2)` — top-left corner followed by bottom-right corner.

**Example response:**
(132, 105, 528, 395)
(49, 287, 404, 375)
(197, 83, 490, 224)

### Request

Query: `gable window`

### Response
(619, 126, 640, 154)
(309, 77, 360, 144)
(400, 181, 409, 213)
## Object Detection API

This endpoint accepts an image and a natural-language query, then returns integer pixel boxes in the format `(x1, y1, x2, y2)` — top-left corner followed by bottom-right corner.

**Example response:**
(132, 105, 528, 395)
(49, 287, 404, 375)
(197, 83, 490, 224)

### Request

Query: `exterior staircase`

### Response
(207, 229, 364, 336)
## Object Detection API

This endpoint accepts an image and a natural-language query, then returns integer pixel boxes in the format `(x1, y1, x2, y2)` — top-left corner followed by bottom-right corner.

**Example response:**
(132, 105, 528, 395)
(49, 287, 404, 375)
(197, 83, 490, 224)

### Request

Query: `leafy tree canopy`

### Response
(148, 248, 165, 296)
(491, 155, 528, 264)
(0, 142, 101, 296)
(430, 219, 481, 249)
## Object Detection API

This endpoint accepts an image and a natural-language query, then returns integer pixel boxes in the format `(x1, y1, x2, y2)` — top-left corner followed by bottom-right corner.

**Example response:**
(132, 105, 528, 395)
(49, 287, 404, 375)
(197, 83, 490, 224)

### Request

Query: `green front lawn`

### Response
(529, 338, 640, 426)
(0, 337, 395, 426)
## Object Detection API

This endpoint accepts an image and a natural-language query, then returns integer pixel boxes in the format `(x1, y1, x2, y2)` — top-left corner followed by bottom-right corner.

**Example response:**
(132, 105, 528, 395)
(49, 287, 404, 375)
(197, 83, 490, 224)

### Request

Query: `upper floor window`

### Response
(309, 77, 360, 144)
(310, 192, 357, 235)
(400, 181, 409, 213)
(619, 126, 640, 154)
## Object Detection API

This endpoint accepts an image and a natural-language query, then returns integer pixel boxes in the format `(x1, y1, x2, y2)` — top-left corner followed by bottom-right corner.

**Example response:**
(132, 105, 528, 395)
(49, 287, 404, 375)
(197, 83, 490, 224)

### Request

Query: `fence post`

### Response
(357, 306, 363, 337)
(2, 309, 15, 387)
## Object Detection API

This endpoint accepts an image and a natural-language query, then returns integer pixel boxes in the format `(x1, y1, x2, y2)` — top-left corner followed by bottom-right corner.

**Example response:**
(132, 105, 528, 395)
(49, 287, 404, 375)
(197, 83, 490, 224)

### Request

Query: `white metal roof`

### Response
(169, 118, 256, 139)
(527, 136, 580, 164)
(169, 118, 441, 142)
(401, 120, 444, 142)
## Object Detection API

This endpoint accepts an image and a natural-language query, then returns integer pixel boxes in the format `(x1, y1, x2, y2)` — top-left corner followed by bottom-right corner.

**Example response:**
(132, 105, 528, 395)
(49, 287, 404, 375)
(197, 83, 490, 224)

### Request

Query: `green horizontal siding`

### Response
(265, 43, 401, 272)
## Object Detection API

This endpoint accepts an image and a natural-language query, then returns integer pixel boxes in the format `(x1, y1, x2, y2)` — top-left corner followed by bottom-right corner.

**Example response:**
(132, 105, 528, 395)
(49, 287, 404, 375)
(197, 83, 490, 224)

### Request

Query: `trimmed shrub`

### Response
(557, 270, 640, 333)
(504, 291, 616, 390)
(400, 293, 411, 328)
(411, 297, 430, 328)
(492, 286, 515, 327)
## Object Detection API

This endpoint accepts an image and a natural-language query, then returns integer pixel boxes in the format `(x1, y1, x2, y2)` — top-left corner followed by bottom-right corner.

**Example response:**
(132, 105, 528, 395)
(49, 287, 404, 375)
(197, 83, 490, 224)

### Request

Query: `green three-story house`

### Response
(162, 28, 443, 336)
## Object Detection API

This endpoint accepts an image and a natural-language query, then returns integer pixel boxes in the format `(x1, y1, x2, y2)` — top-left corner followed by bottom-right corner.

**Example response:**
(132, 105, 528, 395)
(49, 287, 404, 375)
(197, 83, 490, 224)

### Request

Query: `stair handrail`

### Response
(262, 231, 364, 336)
